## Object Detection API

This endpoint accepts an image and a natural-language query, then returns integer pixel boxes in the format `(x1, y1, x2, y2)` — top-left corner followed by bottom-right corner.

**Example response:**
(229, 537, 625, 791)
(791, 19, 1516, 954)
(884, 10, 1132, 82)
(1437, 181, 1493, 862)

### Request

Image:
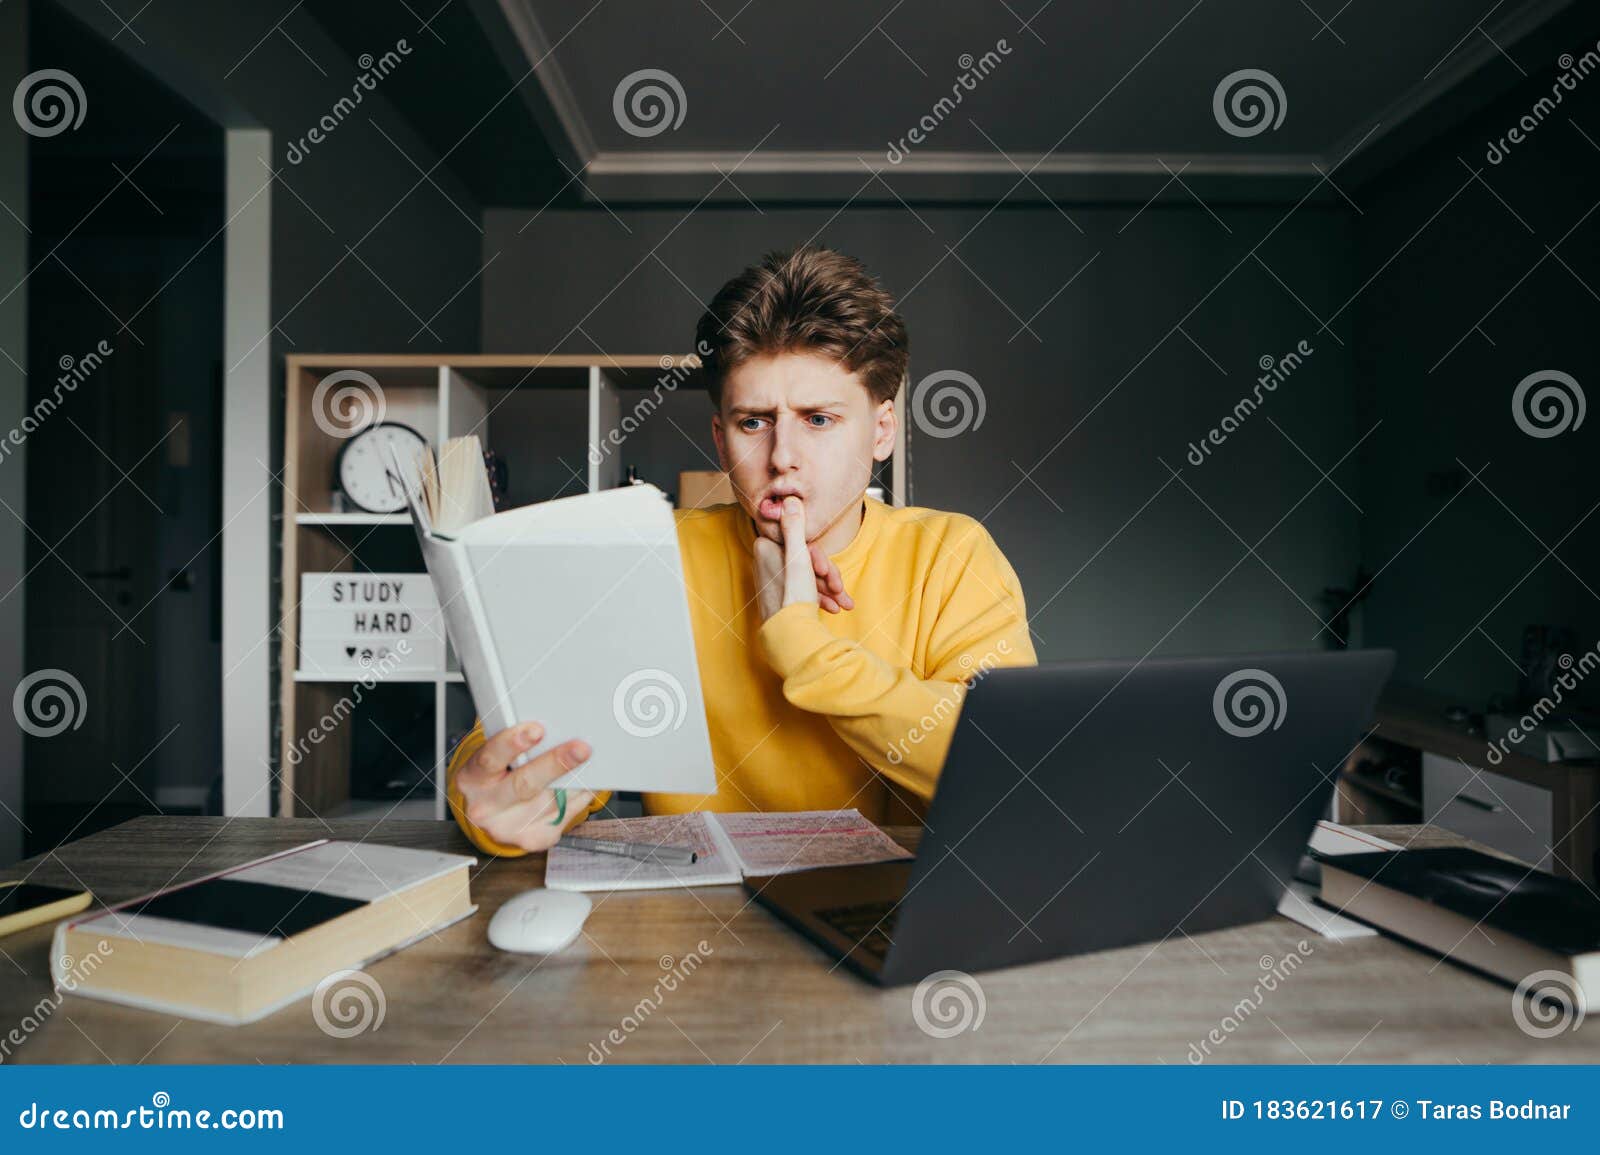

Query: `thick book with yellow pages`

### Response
(0, 881, 93, 938)
(50, 840, 476, 1025)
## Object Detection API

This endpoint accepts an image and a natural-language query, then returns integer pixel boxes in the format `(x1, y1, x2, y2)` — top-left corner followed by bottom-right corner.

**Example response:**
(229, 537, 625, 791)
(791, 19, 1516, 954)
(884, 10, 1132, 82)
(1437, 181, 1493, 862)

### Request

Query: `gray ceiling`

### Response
(345, 0, 1591, 205)
(540, 0, 1513, 154)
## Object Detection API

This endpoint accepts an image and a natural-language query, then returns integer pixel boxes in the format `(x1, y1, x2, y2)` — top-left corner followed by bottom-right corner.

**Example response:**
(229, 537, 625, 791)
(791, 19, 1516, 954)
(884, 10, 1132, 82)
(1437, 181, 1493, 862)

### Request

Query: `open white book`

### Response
(545, 810, 913, 892)
(392, 437, 715, 795)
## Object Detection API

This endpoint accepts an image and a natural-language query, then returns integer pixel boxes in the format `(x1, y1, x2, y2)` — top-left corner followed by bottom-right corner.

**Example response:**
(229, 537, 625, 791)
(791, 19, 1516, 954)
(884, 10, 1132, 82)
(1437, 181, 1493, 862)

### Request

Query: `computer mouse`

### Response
(487, 887, 592, 954)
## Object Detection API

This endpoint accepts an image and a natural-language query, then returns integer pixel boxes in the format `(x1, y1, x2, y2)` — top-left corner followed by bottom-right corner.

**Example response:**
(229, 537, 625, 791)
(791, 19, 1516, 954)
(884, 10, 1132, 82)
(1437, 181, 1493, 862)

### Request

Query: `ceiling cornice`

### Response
(495, 0, 1576, 206)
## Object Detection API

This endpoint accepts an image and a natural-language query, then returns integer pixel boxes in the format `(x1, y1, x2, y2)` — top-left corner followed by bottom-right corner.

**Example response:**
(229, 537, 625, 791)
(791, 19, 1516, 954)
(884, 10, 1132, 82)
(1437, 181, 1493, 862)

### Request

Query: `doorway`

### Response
(21, 1, 224, 854)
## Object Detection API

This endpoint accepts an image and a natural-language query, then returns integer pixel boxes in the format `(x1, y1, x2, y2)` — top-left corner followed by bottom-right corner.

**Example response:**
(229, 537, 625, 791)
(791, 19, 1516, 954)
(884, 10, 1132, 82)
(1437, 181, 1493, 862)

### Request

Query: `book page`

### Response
(714, 809, 913, 877)
(435, 435, 494, 534)
(234, 841, 474, 901)
(544, 813, 743, 892)
(82, 912, 288, 958)
(1307, 820, 1402, 856)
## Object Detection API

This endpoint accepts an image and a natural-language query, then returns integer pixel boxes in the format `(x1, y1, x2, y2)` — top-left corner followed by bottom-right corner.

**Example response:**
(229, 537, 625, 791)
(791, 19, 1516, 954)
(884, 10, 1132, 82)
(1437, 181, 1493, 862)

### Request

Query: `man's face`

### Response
(711, 349, 896, 546)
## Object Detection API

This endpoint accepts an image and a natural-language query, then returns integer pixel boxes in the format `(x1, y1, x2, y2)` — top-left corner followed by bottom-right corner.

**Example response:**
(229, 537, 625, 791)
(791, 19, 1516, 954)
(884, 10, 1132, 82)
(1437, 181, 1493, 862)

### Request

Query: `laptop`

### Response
(744, 649, 1394, 985)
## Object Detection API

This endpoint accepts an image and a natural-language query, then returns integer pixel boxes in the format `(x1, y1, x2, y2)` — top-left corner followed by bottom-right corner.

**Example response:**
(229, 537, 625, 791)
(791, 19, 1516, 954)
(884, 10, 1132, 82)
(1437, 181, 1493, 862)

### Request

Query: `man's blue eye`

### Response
(808, 414, 833, 427)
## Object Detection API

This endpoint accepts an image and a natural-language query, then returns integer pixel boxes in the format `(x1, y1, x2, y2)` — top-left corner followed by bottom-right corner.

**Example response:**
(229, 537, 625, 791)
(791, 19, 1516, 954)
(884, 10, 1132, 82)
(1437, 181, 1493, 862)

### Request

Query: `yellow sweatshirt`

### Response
(446, 496, 1037, 856)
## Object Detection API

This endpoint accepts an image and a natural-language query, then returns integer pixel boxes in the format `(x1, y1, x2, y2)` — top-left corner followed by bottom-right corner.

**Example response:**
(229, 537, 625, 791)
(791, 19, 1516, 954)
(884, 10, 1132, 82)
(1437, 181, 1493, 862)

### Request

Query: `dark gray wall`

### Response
(0, 1, 28, 863)
(481, 203, 1360, 663)
(1354, 53, 1600, 707)
(51, 1, 485, 349)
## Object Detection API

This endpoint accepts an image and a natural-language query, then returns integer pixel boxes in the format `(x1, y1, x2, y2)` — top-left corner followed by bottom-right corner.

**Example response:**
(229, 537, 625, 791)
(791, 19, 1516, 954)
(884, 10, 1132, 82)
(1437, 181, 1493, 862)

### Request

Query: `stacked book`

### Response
(1315, 844, 1599, 1005)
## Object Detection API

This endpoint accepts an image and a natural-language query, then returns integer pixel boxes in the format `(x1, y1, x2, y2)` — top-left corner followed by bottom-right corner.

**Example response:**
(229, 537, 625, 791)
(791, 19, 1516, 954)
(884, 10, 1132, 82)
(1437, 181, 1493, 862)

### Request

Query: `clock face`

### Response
(337, 422, 429, 513)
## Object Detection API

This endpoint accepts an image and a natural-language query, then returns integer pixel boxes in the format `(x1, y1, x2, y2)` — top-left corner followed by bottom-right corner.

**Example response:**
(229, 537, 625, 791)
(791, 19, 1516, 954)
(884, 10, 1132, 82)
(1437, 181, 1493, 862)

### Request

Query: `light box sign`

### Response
(298, 573, 445, 676)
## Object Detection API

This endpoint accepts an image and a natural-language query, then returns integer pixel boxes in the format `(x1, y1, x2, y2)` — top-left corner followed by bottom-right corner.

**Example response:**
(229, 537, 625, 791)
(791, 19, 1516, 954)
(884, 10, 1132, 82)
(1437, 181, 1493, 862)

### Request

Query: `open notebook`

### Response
(545, 810, 913, 892)
(392, 437, 715, 795)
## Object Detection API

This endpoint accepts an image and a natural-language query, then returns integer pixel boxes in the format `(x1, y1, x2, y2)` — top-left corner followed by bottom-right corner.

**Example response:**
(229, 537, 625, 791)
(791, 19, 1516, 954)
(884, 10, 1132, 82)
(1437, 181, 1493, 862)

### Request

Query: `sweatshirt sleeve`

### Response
(755, 521, 1036, 802)
(445, 720, 612, 857)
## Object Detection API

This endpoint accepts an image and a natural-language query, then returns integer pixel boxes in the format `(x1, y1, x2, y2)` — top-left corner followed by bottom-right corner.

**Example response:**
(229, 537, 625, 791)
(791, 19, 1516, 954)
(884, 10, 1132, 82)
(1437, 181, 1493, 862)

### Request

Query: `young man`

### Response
(448, 244, 1036, 856)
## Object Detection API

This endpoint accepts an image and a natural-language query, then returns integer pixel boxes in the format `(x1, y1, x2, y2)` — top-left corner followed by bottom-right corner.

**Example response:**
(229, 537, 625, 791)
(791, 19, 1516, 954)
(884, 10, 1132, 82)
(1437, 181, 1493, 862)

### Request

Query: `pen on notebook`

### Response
(557, 835, 698, 866)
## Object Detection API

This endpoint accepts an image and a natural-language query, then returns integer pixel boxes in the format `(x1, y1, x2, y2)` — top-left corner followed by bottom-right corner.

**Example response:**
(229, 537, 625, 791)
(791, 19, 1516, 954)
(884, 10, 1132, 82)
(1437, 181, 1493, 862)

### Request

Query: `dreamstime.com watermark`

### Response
(311, 969, 386, 1038)
(911, 969, 986, 1038)
(613, 68, 686, 138)
(588, 341, 711, 467)
(12, 668, 88, 738)
(1212, 667, 1287, 738)
(1185, 339, 1314, 465)
(1512, 969, 1586, 1038)
(284, 640, 412, 766)
(16, 1093, 284, 1131)
(886, 639, 1013, 766)
(1486, 641, 1599, 766)
(1511, 369, 1585, 438)
(12, 68, 86, 137)
(612, 668, 689, 739)
(1486, 42, 1600, 165)
(0, 339, 113, 464)
(910, 369, 986, 439)
(1187, 942, 1314, 1062)
(885, 39, 1013, 163)
(312, 369, 386, 439)
(586, 942, 714, 1062)
(1213, 68, 1287, 137)
(1, 941, 114, 1063)
(286, 38, 413, 165)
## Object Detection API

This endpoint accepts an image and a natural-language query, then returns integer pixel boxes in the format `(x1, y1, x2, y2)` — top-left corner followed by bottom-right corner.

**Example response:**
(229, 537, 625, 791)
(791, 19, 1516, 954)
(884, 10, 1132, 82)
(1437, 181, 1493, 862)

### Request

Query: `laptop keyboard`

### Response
(814, 900, 899, 962)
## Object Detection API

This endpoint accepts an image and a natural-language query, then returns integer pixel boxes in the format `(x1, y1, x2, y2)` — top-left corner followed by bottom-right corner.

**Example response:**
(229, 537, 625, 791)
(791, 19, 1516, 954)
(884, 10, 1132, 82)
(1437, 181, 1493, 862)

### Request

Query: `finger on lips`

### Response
(780, 498, 808, 549)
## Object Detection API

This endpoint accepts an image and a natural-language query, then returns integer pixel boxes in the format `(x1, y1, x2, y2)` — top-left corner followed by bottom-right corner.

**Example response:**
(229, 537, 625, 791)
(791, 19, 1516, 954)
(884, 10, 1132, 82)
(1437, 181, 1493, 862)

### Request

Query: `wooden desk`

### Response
(2, 816, 1596, 1064)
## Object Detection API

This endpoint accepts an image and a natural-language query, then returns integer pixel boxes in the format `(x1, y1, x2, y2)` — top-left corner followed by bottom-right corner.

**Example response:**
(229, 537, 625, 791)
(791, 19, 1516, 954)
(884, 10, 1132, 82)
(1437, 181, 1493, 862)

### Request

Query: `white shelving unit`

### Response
(275, 354, 907, 823)
(295, 512, 410, 526)
(292, 670, 466, 683)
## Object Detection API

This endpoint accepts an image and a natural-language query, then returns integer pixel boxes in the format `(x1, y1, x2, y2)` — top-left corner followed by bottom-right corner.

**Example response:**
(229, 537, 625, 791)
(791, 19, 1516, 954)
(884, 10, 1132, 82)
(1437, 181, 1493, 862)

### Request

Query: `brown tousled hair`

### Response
(693, 244, 908, 408)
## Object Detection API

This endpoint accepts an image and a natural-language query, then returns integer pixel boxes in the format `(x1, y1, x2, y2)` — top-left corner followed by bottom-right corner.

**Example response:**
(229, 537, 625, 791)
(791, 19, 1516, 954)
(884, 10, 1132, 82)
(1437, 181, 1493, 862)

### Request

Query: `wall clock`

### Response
(334, 421, 428, 514)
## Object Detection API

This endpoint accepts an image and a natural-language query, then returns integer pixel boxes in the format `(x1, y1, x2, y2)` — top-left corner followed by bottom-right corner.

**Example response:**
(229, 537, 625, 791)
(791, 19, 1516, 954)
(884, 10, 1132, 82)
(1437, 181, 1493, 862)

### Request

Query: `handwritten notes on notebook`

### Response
(544, 809, 913, 892)
(710, 811, 912, 876)
(546, 813, 744, 891)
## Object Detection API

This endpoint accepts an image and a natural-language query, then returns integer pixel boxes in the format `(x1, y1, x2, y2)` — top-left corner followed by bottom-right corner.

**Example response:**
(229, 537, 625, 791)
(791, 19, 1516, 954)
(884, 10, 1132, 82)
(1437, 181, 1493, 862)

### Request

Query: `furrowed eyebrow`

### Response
(729, 401, 846, 416)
